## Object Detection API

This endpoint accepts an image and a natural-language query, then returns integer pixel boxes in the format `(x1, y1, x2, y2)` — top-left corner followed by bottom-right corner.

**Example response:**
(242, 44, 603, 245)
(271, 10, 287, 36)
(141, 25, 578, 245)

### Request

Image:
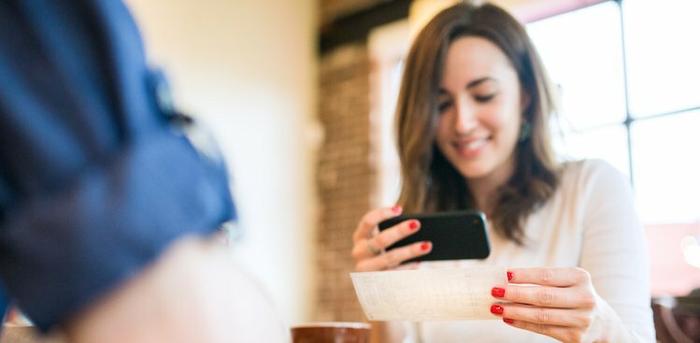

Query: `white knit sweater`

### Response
(400, 159, 655, 342)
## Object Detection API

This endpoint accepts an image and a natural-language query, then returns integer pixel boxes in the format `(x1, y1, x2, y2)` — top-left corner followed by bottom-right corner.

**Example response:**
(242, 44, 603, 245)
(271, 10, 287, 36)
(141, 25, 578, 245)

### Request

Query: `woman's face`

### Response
(435, 36, 523, 183)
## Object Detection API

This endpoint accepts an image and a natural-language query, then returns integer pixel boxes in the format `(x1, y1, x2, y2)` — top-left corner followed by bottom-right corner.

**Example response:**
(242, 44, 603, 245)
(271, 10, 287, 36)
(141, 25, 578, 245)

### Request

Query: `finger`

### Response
(351, 219, 420, 260)
(372, 219, 421, 250)
(496, 303, 593, 328)
(383, 241, 431, 267)
(503, 319, 584, 343)
(507, 267, 590, 287)
(352, 206, 402, 242)
(493, 284, 592, 309)
(355, 241, 431, 272)
(351, 239, 376, 261)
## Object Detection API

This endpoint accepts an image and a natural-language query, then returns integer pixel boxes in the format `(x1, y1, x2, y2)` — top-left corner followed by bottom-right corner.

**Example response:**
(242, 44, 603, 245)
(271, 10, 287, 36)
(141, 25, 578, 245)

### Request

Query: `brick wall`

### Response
(315, 42, 374, 321)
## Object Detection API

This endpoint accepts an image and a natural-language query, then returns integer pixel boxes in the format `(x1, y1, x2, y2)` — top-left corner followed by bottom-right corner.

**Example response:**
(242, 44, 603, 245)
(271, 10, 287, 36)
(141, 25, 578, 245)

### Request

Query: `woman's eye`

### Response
(438, 100, 452, 113)
(474, 93, 496, 103)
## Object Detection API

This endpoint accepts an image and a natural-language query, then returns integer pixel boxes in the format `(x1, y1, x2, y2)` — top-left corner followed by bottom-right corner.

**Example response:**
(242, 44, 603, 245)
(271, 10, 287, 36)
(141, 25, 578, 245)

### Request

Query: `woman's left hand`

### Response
(490, 267, 608, 342)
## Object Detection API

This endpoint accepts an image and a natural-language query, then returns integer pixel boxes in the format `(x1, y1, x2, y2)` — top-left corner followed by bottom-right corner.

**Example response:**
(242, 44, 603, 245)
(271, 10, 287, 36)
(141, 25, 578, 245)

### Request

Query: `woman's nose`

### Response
(453, 100, 478, 133)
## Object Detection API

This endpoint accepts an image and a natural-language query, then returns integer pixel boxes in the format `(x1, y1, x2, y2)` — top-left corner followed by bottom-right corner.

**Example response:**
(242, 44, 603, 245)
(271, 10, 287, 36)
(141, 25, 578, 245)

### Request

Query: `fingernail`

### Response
(420, 242, 431, 251)
(409, 220, 419, 231)
(503, 318, 514, 324)
(490, 304, 503, 315)
(392, 205, 402, 213)
(507, 271, 513, 281)
(491, 287, 505, 298)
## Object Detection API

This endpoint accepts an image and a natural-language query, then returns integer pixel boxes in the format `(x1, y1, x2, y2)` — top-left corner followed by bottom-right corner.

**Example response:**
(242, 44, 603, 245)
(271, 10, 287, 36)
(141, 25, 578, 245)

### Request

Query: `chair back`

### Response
(652, 296, 700, 343)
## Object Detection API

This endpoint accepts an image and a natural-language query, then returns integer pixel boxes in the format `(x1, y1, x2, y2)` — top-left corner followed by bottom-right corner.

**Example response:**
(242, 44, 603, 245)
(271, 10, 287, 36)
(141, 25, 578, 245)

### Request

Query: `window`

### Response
(525, 1, 700, 295)
(527, 2, 629, 176)
(528, 1, 700, 226)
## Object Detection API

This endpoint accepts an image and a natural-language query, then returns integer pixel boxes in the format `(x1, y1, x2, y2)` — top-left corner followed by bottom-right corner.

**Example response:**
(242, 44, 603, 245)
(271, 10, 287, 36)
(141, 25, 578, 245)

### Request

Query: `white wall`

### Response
(125, 0, 318, 325)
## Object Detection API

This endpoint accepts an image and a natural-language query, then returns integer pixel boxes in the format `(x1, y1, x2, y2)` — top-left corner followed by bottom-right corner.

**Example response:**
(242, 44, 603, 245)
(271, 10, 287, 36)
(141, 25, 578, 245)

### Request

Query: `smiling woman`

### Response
(352, 2, 655, 342)
(394, 3, 559, 245)
(434, 38, 526, 216)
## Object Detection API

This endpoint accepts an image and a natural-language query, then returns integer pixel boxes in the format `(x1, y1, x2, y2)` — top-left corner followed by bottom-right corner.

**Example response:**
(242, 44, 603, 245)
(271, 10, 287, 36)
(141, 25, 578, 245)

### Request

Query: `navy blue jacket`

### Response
(0, 0, 235, 330)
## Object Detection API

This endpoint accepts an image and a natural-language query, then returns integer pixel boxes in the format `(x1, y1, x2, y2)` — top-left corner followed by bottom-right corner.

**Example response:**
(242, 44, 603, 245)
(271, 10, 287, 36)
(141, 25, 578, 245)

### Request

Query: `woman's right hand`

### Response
(351, 206, 432, 271)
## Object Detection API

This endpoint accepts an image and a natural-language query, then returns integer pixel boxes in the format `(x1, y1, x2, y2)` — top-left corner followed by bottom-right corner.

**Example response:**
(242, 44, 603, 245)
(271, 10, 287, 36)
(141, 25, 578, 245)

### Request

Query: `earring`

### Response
(519, 121, 531, 142)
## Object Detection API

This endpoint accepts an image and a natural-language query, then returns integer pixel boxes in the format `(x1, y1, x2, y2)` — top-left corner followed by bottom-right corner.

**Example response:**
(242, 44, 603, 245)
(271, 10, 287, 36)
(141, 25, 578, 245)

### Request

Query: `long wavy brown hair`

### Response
(396, 2, 560, 244)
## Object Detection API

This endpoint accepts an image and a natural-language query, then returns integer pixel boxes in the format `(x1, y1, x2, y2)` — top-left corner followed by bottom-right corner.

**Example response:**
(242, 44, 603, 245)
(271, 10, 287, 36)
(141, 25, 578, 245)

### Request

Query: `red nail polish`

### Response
(420, 242, 430, 251)
(409, 220, 419, 230)
(490, 304, 503, 315)
(391, 205, 402, 213)
(491, 287, 505, 298)
(503, 318, 514, 324)
(507, 271, 513, 281)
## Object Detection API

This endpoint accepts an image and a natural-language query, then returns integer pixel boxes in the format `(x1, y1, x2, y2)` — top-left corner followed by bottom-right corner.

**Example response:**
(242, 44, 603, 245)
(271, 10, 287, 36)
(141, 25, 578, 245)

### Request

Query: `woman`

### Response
(351, 2, 654, 342)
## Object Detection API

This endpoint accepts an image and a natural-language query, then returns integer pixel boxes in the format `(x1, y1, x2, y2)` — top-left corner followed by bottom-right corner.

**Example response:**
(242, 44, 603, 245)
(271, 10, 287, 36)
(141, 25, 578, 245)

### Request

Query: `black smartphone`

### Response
(377, 210, 490, 264)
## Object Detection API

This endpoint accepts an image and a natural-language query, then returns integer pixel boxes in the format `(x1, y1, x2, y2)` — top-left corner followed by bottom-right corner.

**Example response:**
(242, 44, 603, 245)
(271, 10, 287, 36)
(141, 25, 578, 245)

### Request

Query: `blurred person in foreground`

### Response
(351, 2, 654, 342)
(0, 0, 286, 342)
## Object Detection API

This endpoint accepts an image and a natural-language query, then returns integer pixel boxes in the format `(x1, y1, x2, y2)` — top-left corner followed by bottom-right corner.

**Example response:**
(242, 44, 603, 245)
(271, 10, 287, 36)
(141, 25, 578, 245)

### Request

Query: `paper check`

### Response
(350, 266, 507, 321)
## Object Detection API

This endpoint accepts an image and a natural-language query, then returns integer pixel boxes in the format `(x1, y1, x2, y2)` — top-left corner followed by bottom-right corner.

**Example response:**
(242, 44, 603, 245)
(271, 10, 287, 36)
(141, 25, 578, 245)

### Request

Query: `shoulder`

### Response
(560, 159, 630, 194)
(558, 159, 636, 219)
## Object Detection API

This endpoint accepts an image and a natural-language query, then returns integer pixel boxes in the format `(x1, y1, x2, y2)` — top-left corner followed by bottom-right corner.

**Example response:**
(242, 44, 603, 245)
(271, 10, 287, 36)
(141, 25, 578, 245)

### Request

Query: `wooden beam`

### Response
(319, 0, 411, 55)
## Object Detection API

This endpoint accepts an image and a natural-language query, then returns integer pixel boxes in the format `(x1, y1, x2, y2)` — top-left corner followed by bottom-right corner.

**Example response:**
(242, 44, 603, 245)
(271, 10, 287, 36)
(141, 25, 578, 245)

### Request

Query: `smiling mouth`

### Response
(452, 137, 490, 157)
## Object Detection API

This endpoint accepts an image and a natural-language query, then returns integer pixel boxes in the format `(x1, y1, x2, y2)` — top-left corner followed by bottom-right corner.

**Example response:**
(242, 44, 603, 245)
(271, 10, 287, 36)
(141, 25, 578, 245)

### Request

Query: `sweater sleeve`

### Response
(577, 159, 655, 342)
(0, 0, 234, 331)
